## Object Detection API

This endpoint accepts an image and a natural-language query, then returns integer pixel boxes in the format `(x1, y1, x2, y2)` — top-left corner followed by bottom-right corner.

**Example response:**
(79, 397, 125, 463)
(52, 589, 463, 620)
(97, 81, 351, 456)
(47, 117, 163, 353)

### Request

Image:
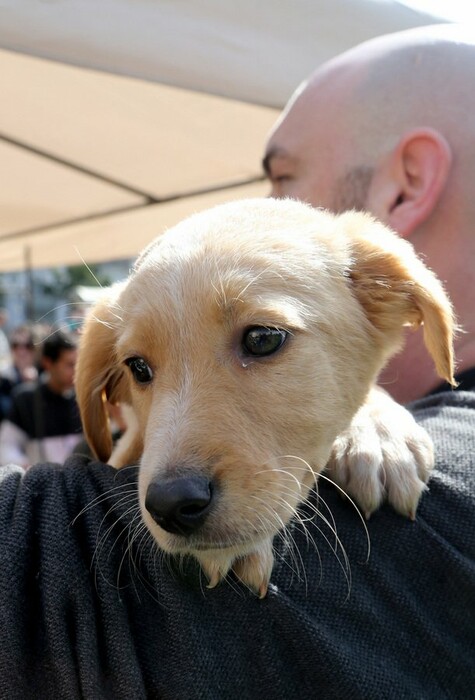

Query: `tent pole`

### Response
(24, 245, 34, 321)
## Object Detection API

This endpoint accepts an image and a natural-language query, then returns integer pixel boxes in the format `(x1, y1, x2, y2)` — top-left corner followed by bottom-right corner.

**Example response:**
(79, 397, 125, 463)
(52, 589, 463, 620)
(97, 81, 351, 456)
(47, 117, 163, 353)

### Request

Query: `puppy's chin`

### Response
(151, 523, 276, 594)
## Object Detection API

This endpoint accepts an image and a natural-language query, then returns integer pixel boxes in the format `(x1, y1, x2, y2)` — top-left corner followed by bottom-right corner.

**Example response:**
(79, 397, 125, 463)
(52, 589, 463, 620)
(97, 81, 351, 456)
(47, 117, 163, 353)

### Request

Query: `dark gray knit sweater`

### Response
(0, 389, 474, 699)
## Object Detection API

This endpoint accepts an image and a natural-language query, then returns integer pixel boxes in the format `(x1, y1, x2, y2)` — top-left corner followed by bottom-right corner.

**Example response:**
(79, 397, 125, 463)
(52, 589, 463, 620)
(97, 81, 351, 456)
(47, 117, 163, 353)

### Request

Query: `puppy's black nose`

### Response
(145, 476, 213, 536)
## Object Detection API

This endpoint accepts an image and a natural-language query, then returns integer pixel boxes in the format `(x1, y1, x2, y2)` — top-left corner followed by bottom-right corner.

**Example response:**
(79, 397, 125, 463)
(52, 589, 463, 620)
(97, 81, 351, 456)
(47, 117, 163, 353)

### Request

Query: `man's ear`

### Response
(367, 128, 452, 238)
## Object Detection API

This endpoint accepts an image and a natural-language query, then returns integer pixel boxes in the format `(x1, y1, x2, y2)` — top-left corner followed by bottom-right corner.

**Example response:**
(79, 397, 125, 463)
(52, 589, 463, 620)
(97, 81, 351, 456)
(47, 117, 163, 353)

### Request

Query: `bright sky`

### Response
(400, 0, 475, 22)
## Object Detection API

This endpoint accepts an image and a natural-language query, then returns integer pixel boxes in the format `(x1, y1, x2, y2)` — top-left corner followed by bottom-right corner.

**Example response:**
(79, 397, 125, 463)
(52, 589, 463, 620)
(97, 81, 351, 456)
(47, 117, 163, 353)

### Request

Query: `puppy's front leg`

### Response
(326, 386, 434, 519)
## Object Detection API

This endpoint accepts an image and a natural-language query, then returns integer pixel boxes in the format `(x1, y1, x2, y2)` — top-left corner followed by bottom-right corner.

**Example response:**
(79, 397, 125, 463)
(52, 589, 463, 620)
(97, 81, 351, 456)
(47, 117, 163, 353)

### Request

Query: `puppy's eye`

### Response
(242, 327, 288, 357)
(125, 356, 153, 385)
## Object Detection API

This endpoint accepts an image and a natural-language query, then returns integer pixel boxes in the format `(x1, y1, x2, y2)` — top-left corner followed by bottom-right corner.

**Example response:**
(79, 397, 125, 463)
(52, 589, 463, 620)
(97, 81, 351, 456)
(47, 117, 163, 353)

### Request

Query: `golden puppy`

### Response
(76, 199, 455, 597)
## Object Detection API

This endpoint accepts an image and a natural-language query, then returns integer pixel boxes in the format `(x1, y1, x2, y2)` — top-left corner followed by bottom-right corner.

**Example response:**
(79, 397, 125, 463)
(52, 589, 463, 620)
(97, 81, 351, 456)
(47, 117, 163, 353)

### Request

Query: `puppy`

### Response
(76, 198, 455, 597)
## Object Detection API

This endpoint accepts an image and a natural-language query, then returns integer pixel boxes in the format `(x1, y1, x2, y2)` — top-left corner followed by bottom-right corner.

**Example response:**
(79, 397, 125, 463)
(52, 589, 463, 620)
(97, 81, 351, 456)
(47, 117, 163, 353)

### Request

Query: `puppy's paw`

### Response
(232, 541, 274, 598)
(326, 386, 433, 519)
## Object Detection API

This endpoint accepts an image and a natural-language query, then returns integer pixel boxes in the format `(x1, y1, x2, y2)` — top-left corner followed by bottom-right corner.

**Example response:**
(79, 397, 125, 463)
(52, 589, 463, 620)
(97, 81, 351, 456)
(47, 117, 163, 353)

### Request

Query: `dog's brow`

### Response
(234, 266, 278, 303)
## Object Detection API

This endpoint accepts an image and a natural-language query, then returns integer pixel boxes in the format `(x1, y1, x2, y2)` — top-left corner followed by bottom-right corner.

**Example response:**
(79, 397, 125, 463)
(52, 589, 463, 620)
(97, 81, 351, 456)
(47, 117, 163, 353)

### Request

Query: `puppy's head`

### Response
(76, 199, 454, 564)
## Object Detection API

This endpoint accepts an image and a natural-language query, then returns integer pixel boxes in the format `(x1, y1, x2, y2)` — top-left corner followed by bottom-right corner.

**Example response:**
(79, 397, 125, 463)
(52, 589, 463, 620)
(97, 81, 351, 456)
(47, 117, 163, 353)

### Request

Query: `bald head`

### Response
(265, 24, 475, 212)
(330, 25, 475, 153)
(264, 24, 475, 402)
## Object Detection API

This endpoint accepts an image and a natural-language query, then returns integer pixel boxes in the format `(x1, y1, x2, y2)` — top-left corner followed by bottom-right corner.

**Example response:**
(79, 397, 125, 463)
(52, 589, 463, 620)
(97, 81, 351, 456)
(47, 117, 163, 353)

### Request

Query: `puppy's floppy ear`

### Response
(76, 284, 130, 463)
(341, 211, 456, 386)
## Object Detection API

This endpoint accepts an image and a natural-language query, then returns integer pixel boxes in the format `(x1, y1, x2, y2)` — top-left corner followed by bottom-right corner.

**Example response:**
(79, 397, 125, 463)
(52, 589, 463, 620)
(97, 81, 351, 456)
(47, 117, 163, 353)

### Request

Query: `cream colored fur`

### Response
(76, 199, 455, 596)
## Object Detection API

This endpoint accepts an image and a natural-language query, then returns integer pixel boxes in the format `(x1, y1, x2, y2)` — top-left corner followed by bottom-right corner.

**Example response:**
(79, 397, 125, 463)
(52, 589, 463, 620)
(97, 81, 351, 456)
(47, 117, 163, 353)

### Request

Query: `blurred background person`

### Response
(0, 309, 10, 372)
(0, 330, 83, 468)
(0, 325, 38, 422)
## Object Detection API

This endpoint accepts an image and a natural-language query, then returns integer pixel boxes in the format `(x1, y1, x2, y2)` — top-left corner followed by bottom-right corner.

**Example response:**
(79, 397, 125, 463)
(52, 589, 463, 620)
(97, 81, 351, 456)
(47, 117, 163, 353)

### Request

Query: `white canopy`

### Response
(0, 0, 443, 271)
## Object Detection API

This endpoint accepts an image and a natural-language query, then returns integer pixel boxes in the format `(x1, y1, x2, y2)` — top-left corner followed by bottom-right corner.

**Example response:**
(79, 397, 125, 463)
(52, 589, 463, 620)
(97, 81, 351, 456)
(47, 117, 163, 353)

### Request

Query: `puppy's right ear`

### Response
(341, 212, 456, 386)
(76, 284, 129, 463)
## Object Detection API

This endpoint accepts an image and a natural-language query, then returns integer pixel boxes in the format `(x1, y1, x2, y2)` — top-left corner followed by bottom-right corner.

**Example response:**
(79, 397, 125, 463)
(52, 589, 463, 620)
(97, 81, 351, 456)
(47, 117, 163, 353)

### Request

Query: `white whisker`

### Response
(73, 246, 105, 289)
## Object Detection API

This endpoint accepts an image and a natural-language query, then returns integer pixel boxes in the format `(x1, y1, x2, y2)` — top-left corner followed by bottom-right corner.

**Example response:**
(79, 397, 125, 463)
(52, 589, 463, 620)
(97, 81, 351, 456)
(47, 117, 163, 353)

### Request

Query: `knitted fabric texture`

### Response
(0, 390, 474, 699)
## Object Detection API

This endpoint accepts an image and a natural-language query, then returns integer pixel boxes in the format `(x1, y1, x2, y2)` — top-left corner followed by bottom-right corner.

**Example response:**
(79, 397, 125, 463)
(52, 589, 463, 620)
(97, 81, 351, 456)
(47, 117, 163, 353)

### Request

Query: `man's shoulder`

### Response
(411, 389, 475, 460)
(410, 388, 475, 555)
(411, 386, 475, 416)
(0, 457, 131, 539)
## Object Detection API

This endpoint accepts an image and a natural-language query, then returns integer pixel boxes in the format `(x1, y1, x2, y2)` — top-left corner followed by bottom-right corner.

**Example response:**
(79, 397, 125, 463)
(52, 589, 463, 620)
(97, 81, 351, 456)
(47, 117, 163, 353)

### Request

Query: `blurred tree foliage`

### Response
(40, 264, 111, 298)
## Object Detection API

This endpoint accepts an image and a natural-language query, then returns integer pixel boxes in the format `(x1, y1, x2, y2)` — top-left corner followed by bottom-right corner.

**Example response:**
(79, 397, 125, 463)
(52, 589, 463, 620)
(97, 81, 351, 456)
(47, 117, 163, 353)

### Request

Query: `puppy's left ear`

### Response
(342, 212, 456, 386)
(76, 284, 131, 463)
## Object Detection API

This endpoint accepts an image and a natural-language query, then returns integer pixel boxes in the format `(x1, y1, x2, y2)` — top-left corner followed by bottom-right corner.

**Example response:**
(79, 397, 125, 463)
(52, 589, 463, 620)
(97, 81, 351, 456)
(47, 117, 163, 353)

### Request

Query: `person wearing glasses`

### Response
(0, 325, 38, 421)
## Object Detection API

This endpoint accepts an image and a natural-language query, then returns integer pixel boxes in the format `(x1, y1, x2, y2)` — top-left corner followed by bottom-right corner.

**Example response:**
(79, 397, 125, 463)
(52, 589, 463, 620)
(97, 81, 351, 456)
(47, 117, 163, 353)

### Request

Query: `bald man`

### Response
(1, 26, 474, 699)
(264, 24, 475, 403)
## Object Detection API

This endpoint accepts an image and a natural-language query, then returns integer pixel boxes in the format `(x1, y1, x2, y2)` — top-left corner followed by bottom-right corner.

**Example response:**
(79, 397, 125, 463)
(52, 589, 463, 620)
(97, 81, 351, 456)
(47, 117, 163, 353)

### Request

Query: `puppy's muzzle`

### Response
(145, 475, 214, 536)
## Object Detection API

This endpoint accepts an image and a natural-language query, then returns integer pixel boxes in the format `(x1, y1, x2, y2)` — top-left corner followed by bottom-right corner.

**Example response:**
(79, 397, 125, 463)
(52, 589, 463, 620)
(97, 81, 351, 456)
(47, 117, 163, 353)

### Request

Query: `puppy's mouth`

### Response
(164, 537, 264, 553)
(142, 469, 303, 555)
(145, 511, 270, 555)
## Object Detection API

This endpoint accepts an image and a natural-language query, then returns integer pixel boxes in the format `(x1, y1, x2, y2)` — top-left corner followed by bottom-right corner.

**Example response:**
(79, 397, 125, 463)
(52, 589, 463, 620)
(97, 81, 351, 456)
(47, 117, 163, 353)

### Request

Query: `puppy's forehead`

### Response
(116, 200, 365, 351)
(136, 199, 344, 274)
